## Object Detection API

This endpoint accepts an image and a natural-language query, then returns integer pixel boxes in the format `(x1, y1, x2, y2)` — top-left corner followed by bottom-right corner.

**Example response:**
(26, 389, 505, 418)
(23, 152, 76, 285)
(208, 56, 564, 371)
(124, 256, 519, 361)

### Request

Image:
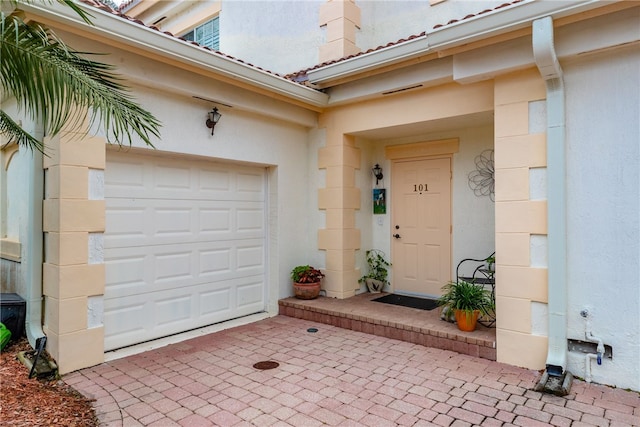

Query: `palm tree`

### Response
(1, 0, 161, 152)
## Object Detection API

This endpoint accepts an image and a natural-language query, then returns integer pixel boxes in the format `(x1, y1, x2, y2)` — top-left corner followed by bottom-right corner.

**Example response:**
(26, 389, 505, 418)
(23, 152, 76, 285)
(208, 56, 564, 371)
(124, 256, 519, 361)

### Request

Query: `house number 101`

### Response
(414, 184, 428, 192)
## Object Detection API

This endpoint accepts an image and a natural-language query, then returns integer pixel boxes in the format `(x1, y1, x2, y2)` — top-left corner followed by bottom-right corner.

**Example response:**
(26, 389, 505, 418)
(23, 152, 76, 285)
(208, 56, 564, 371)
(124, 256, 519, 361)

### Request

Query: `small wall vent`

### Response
(382, 84, 423, 96)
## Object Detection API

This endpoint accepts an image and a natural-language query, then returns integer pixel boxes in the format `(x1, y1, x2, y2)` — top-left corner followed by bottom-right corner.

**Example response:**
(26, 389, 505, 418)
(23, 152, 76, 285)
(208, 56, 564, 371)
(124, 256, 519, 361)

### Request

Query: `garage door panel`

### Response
(237, 245, 264, 270)
(104, 255, 148, 292)
(155, 208, 193, 236)
(200, 169, 231, 192)
(237, 281, 265, 308)
(200, 287, 232, 316)
(200, 208, 231, 232)
(105, 158, 146, 189)
(154, 164, 192, 191)
(237, 208, 265, 232)
(156, 295, 191, 326)
(155, 251, 194, 283)
(104, 275, 264, 350)
(106, 200, 264, 248)
(237, 171, 265, 193)
(199, 248, 232, 275)
(107, 158, 264, 202)
(105, 239, 264, 299)
(105, 152, 267, 351)
(105, 207, 148, 240)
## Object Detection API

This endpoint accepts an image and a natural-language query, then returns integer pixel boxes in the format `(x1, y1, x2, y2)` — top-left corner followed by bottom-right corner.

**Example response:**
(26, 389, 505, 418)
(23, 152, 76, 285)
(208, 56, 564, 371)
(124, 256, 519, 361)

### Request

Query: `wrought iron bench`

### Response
(456, 252, 495, 327)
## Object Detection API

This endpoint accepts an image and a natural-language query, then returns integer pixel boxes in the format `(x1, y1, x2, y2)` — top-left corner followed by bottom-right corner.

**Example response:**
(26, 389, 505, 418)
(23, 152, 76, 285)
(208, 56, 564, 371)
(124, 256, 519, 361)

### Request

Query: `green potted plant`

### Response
(437, 279, 493, 331)
(291, 265, 325, 299)
(485, 254, 495, 272)
(358, 249, 391, 293)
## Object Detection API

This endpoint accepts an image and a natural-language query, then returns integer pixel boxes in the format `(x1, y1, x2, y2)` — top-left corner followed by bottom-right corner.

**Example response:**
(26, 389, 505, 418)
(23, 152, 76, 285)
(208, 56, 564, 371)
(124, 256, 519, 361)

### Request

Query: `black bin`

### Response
(1, 293, 26, 341)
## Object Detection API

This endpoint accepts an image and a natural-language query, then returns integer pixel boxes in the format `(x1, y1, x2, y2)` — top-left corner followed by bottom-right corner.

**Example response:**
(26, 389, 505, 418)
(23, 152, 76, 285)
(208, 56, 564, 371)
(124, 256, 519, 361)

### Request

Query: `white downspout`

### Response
(533, 16, 567, 376)
(25, 128, 46, 348)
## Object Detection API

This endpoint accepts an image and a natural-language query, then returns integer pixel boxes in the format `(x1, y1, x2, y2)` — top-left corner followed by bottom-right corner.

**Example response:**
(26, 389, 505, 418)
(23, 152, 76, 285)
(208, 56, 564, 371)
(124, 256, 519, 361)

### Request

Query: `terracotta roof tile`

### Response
(79, 0, 525, 86)
(76, 0, 297, 84)
(285, 0, 525, 81)
(117, 0, 135, 11)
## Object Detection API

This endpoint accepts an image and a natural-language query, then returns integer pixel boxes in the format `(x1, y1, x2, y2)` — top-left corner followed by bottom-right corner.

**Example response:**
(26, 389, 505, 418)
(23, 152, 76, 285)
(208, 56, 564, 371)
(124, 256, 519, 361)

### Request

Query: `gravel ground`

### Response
(0, 338, 97, 426)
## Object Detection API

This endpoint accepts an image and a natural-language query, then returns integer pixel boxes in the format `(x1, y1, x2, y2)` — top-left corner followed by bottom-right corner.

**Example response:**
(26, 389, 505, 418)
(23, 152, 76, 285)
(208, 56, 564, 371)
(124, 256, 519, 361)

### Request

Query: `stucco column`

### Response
(318, 0, 361, 63)
(494, 68, 549, 369)
(318, 133, 361, 298)
(42, 127, 106, 374)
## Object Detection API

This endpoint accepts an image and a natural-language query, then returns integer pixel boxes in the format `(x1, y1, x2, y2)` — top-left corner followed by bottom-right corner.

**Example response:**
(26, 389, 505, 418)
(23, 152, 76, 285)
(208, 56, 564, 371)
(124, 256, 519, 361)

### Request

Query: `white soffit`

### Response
(23, 1, 329, 109)
(308, 0, 604, 86)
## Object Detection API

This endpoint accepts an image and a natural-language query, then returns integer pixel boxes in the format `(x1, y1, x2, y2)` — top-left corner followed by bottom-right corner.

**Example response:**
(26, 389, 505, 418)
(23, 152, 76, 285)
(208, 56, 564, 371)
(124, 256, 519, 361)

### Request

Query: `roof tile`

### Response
(79, 0, 525, 86)
(285, 0, 524, 80)
(76, 0, 299, 85)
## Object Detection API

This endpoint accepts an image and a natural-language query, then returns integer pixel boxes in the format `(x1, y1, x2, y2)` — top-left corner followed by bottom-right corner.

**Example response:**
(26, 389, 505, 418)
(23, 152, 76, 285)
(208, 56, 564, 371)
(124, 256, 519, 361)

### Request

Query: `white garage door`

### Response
(103, 151, 267, 351)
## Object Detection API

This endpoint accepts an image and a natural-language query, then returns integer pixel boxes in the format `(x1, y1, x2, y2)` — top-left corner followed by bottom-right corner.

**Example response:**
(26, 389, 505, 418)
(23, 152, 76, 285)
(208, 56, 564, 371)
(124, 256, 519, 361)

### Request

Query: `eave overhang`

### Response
(307, 0, 607, 86)
(19, 1, 329, 109)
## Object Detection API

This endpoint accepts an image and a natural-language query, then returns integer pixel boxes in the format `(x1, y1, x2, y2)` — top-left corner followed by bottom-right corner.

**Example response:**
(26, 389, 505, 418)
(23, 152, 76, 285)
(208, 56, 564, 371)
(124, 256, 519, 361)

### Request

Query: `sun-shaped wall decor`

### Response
(468, 149, 495, 202)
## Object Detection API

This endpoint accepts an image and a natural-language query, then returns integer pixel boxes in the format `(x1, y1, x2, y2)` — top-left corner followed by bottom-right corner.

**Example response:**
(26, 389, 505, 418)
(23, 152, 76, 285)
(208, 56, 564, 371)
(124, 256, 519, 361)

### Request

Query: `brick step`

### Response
(278, 293, 496, 361)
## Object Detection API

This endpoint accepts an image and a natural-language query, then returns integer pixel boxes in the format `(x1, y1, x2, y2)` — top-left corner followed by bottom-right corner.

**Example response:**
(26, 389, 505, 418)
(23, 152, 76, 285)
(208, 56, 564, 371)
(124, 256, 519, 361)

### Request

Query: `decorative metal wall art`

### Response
(468, 149, 495, 201)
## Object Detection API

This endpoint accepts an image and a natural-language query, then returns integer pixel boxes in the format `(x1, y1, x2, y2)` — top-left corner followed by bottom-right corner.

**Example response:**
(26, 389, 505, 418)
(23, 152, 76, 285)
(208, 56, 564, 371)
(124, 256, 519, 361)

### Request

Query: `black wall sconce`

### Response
(372, 163, 383, 185)
(206, 107, 222, 135)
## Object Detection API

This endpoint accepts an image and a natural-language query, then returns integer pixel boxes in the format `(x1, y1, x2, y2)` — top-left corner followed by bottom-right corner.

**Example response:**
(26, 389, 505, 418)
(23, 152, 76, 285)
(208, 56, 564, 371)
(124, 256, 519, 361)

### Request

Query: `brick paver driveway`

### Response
(65, 316, 640, 426)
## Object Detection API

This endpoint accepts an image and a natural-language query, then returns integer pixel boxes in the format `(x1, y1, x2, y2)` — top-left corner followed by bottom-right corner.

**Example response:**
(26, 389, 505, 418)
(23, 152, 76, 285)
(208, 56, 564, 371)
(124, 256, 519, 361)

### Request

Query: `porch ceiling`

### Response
(350, 111, 493, 141)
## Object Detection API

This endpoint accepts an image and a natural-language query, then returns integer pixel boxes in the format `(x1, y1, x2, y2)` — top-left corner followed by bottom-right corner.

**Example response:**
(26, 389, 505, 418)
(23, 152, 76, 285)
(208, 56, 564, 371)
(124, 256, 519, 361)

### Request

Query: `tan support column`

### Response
(318, 134, 361, 298)
(319, 0, 361, 63)
(42, 129, 106, 374)
(494, 68, 548, 369)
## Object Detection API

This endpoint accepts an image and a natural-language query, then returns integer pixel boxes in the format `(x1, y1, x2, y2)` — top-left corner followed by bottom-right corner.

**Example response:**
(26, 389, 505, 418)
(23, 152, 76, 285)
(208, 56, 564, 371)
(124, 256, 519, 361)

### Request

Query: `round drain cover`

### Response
(307, 328, 318, 333)
(253, 361, 279, 370)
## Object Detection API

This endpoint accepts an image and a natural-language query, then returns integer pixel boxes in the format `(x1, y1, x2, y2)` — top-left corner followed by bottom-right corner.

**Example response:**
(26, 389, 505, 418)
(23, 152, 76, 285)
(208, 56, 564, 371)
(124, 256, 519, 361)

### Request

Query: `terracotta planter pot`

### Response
(454, 309, 481, 332)
(293, 281, 321, 299)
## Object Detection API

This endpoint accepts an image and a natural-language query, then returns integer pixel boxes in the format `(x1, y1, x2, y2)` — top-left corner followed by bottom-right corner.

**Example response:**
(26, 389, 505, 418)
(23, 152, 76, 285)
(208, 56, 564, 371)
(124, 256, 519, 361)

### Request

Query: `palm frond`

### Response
(0, 110, 44, 152)
(1, 9, 160, 149)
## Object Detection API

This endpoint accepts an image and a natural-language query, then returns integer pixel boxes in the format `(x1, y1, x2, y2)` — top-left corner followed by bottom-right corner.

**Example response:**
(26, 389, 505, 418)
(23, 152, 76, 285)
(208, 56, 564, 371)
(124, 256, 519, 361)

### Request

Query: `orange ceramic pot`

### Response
(454, 309, 481, 332)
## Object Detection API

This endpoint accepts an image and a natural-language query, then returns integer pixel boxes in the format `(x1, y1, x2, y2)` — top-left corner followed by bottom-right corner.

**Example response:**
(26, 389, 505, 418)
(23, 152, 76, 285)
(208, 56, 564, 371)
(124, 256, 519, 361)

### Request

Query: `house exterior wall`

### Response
(356, 0, 506, 54)
(26, 29, 321, 373)
(357, 124, 495, 294)
(318, 80, 494, 298)
(1, 100, 37, 296)
(314, 4, 640, 391)
(125, 0, 520, 75)
(221, 0, 323, 74)
(6, 0, 638, 391)
(563, 47, 640, 390)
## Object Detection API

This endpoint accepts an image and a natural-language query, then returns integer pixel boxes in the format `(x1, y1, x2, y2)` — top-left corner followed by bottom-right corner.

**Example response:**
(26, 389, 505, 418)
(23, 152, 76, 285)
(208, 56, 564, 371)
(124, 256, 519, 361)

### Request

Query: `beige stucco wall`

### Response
(318, 81, 494, 298)
(494, 68, 548, 369)
(318, 67, 553, 371)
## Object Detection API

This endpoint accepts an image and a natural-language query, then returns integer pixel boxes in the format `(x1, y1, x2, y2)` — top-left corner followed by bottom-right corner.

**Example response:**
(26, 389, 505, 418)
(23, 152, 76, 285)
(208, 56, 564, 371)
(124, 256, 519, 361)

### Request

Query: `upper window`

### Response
(183, 17, 219, 51)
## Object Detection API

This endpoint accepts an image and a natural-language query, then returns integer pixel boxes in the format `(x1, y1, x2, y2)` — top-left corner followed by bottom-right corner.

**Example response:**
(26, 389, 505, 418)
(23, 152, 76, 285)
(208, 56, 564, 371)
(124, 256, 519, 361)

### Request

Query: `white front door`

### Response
(103, 151, 267, 351)
(392, 157, 452, 297)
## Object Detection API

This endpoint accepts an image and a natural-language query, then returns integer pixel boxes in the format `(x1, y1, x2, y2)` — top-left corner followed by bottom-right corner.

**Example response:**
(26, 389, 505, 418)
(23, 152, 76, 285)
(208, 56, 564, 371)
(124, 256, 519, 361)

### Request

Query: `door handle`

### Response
(393, 234, 401, 239)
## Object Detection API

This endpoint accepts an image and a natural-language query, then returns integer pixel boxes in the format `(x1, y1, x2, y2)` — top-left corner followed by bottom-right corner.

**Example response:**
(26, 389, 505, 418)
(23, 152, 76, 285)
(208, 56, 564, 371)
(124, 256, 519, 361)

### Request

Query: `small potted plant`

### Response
(485, 254, 495, 272)
(358, 249, 391, 293)
(291, 265, 325, 299)
(437, 280, 493, 331)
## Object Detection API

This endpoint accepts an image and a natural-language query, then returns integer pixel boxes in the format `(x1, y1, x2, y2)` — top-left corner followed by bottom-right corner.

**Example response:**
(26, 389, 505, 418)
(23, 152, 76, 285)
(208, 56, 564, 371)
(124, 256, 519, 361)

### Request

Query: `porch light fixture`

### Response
(206, 107, 222, 135)
(372, 163, 383, 185)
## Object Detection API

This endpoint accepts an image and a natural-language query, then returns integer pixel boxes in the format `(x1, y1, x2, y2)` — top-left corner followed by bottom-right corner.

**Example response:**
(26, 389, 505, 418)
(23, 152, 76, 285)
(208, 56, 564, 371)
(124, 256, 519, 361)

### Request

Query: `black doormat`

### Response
(372, 294, 439, 311)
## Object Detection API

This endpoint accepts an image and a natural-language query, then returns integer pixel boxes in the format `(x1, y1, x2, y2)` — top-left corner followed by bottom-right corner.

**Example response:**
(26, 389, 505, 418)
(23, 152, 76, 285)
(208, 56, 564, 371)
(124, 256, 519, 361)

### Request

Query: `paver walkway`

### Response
(65, 316, 640, 426)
